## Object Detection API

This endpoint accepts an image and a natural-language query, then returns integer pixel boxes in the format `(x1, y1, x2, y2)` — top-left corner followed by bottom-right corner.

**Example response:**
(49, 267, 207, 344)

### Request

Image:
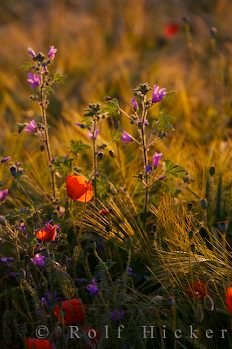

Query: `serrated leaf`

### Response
(70, 140, 90, 155)
(165, 160, 188, 178)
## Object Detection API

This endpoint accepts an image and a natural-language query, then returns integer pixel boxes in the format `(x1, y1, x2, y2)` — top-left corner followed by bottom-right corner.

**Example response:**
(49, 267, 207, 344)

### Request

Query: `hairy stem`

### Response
(92, 119, 98, 205)
(140, 99, 149, 226)
(40, 75, 56, 200)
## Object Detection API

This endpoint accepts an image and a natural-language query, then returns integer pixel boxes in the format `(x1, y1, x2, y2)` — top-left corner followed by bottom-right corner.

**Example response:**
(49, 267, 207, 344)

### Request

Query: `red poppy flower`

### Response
(54, 298, 85, 325)
(25, 338, 54, 349)
(164, 23, 180, 38)
(225, 287, 232, 314)
(186, 280, 208, 300)
(36, 223, 58, 242)
(83, 326, 101, 349)
(66, 175, 93, 202)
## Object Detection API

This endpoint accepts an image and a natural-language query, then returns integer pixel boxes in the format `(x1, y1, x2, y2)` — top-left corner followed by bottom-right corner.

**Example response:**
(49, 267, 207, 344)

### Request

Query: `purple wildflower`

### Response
(131, 98, 139, 112)
(31, 254, 46, 267)
(152, 152, 163, 168)
(146, 165, 152, 173)
(48, 46, 57, 60)
(152, 85, 166, 103)
(0, 257, 14, 263)
(86, 278, 99, 296)
(18, 221, 27, 232)
(24, 120, 37, 133)
(110, 309, 124, 322)
(28, 47, 36, 58)
(121, 130, 133, 144)
(0, 156, 10, 163)
(87, 129, 99, 140)
(75, 122, 85, 129)
(127, 267, 136, 276)
(27, 73, 41, 88)
(0, 189, 8, 202)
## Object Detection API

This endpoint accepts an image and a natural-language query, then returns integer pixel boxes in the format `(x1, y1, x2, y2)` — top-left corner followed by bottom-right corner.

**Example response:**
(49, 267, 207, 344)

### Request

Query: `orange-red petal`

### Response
(66, 175, 93, 202)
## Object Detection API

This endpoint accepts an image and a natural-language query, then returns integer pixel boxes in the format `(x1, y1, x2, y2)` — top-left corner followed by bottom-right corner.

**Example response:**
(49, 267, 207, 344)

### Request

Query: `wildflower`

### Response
(25, 338, 55, 349)
(121, 130, 133, 144)
(31, 254, 46, 267)
(48, 46, 57, 60)
(110, 309, 124, 322)
(86, 278, 99, 296)
(146, 165, 152, 173)
(131, 97, 139, 112)
(41, 290, 59, 308)
(27, 47, 36, 58)
(164, 23, 180, 38)
(36, 223, 58, 242)
(24, 120, 37, 133)
(127, 267, 136, 276)
(152, 152, 163, 168)
(0, 257, 14, 264)
(186, 280, 208, 300)
(151, 85, 166, 103)
(87, 129, 99, 140)
(27, 73, 41, 88)
(54, 298, 85, 325)
(225, 287, 232, 314)
(75, 122, 85, 128)
(0, 156, 10, 163)
(0, 189, 8, 202)
(66, 174, 93, 202)
(18, 221, 27, 232)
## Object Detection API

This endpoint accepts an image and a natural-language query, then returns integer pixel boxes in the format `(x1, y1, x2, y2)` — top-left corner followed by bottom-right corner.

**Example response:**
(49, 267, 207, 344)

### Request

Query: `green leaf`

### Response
(157, 112, 175, 132)
(165, 160, 188, 179)
(53, 73, 67, 84)
(70, 140, 90, 155)
(53, 156, 73, 175)
(102, 98, 119, 116)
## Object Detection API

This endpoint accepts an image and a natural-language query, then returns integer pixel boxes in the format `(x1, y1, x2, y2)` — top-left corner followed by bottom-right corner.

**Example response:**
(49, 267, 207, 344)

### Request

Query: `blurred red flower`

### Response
(36, 223, 58, 242)
(66, 174, 93, 202)
(164, 23, 180, 38)
(54, 298, 85, 325)
(25, 338, 54, 349)
(186, 280, 208, 300)
(226, 287, 232, 313)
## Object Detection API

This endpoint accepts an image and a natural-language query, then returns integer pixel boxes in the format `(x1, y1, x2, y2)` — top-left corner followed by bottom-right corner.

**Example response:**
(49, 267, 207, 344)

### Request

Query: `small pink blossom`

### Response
(28, 47, 36, 57)
(152, 152, 163, 168)
(0, 189, 8, 202)
(27, 73, 41, 88)
(152, 85, 166, 103)
(48, 46, 57, 60)
(25, 120, 37, 134)
(121, 130, 133, 144)
(87, 129, 99, 140)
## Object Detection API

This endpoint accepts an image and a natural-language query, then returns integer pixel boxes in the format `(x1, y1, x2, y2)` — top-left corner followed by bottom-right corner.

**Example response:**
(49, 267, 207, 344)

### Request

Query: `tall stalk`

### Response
(92, 118, 98, 205)
(140, 98, 149, 225)
(40, 74, 56, 200)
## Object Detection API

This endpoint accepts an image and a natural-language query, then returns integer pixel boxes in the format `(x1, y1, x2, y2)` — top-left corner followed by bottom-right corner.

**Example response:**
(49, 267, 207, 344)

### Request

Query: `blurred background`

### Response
(1, 0, 232, 205)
